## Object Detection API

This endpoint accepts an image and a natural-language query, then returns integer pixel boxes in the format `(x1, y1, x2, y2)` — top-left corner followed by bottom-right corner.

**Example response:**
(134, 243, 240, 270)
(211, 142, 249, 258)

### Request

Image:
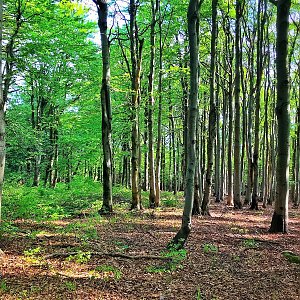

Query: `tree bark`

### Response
(170, 0, 201, 249)
(148, 0, 158, 208)
(94, 0, 113, 214)
(129, 0, 143, 210)
(202, 0, 218, 215)
(0, 0, 4, 221)
(233, 0, 243, 209)
(269, 0, 291, 233)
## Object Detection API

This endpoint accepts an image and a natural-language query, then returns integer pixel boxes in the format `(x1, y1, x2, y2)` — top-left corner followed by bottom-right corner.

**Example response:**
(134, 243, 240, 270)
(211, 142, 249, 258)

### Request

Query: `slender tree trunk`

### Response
(251, 0, 266, 210)
(143, 107, 148, 191)
(154, 3, 163, 207)
(202, 0, 218, 215)
(170, 0, 201, 249)
(269, 0, 291, 233)
(294, 105, 300, 208)
(94, 0, 113, 213)
(169, 102, 177, 195)
(233, 0, 243, 209)
(148, 0, 158, 208)
(0, 0, 4, 221)
(129, 0, 143, 210)
(215, 61, 221, 202)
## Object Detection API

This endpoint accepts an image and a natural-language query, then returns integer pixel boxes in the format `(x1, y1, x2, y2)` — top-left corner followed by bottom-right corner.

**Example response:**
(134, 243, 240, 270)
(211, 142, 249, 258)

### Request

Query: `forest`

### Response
(0, 0, 300, 299)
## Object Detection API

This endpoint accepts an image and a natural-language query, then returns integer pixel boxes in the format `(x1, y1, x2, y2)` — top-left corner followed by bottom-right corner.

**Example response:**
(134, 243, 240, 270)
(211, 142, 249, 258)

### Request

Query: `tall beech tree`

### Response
(148, 0, 158, 208)
(129, 0, 143, 210)
(170, 0, 202, 249)
(269, 0, 291, 233)
(93, 0, 113, 213)
(233, 0, 243, 209)
(201, 0, 218, 215)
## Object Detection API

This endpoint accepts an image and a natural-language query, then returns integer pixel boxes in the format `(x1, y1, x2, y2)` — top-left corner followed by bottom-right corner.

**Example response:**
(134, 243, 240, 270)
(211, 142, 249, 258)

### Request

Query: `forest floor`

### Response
(0, 200, 300, 300)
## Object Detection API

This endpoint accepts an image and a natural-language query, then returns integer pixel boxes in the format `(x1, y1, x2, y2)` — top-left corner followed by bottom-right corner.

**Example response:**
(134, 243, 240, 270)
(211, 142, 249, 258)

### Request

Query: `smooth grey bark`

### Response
(202, 0, 218, 215)
(269, 0, 291, 233)
(94, 0, 113, 213)
(170, 0, 201, 249)
(233, 0, 243, 209)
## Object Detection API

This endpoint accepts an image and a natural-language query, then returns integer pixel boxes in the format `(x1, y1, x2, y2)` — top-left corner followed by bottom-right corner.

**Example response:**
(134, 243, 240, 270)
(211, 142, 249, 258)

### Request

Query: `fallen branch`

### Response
(44, 251, 171, 261)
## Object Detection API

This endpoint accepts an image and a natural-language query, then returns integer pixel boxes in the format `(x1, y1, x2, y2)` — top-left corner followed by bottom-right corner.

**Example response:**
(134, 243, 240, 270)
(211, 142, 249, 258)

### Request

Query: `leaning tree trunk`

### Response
(170, 0, 201, 249)
(94, 0, 113, 213)
(269, 0, 291, 233)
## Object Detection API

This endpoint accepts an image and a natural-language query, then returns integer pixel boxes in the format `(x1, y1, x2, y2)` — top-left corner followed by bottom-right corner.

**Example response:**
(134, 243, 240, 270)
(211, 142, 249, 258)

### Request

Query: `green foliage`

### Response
(161, 192, 183, 208)
(196, 288, 202, 300)
(2, 177, 101, 221)
(66, 250, 91, 264)
(63, 219, 99, 242)
(282, 251, 300, 264)
(24, 247, 41, 257)
(146, 247, 187, 273)
(0, 222, 19, 238)
(23, 247, 43, 265)
(242, 239, 259, 249)
(0, 280, 9, 293)
(114, 241, 130, 252)
(203, 244, 219, 254)
(95, 264, 122, 280)
(64, 281, 77, 292)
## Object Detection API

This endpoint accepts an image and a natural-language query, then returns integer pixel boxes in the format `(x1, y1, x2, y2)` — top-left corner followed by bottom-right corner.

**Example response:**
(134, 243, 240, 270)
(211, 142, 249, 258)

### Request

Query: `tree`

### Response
(93, 0, 113, 214)
(201, 0, 218, 215)
(170, 0, 202, 249)
(269, 0, 291, 233)
(0, 0, 4, 221)
(233, 0, 243, 209)
(148, 0, 158, 208)
(129, 0, 144, 210)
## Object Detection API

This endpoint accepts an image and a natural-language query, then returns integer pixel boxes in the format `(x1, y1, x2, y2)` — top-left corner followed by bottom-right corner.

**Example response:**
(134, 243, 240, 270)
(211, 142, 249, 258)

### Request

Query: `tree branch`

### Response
(44, 251, 171, 261)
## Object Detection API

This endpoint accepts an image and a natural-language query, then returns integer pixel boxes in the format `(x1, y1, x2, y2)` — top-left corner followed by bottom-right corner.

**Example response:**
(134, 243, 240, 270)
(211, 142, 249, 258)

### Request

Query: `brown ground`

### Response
(0, 203, 299, 300)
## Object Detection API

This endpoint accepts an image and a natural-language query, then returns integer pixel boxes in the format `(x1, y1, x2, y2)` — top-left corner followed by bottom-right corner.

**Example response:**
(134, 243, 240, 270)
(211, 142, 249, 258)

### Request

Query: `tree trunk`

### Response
(269, 0, 291, 233)
(202, 0, 218, 215)
(154, 2, 163, 207)
(170, 0, 201, 249)
(129, 0, 143, 210)
(94, 0, 113, 214)
(251, 0, 267, 210)
(0, 0, 4, 221)
(148, 0, 158, 208)
(233, 0, 243, 209)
